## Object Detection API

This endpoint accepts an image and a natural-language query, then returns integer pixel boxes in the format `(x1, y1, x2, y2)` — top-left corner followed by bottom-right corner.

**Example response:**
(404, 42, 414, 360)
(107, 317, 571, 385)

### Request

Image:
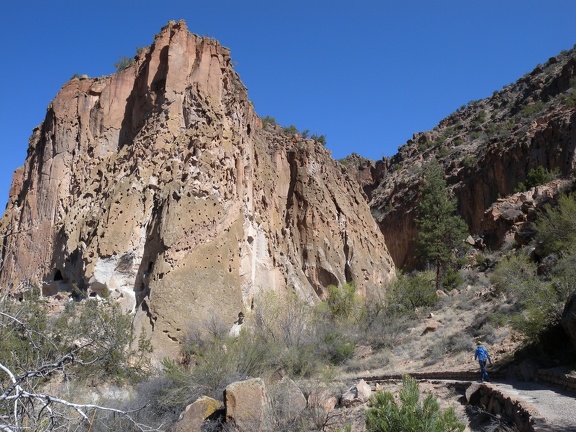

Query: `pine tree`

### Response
(366, 375, 465, 432)
(415, 162, 468, 290)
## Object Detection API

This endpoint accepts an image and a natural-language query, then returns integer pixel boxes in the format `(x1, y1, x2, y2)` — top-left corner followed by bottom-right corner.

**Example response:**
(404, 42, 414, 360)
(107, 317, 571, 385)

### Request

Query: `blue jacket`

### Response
(474, 346, 492, 363)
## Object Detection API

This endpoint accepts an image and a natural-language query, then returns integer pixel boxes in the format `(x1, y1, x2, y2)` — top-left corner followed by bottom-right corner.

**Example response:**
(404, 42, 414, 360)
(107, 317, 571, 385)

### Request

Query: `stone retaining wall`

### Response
(537, 368, 576, 391)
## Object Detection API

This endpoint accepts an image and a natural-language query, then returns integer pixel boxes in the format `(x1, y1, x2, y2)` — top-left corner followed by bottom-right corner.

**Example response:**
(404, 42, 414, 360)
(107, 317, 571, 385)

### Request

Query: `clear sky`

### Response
(2, 1, 576, 212)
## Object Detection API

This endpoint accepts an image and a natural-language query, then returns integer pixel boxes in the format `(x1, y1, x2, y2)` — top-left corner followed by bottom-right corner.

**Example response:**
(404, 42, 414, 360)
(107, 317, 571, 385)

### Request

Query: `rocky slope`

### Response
(345, 47, 576, 267)
(0, 21, 394, 357)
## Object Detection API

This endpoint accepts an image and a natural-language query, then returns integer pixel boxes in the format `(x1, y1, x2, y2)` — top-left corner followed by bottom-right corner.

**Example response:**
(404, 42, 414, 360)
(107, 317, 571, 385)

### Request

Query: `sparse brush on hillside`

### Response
(114, 55, 134, 71)
(534, 193, 576, 255)
(489, 193, 576, 343)
(0, 290, 154, 431)
(148, 283, 420, 422)
(261, 115, 327, 144)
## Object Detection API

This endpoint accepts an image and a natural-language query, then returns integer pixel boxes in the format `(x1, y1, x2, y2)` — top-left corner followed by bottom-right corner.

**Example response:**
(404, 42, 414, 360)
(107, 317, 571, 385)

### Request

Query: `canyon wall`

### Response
(0, 21, 395, 357)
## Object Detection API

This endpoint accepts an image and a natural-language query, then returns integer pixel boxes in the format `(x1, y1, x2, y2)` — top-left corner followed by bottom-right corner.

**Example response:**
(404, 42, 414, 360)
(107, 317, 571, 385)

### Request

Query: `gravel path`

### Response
(491, 380, 576, 431)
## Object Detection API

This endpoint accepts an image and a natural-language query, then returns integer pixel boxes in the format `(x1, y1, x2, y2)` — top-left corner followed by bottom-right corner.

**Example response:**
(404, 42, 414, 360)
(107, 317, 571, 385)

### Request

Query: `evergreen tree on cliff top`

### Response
(415, 162, 468, 290)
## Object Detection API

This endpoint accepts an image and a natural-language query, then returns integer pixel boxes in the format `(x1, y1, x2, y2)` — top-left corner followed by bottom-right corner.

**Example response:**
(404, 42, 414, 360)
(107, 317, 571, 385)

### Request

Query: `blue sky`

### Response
(2, 1, 576, 211)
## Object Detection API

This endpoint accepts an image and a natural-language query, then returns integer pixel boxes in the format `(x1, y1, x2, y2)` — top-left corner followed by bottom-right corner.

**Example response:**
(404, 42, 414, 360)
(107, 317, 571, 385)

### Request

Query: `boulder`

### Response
(224, 378, 269, 431)
(268, 377, 306, 423)
(307, 388, 338, 414)
(174, 396, 224, 432)
(341, 379, 372, 407)
(421, 320, 441, 335)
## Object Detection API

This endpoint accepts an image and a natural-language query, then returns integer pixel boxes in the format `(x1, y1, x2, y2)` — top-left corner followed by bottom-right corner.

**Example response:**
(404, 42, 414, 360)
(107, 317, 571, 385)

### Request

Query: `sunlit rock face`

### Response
(0, 20, 395, 358)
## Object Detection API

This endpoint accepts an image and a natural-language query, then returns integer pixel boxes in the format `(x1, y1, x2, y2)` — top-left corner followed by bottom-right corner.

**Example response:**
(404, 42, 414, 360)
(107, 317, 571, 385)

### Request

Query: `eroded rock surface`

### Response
(0, 21, 394, 357)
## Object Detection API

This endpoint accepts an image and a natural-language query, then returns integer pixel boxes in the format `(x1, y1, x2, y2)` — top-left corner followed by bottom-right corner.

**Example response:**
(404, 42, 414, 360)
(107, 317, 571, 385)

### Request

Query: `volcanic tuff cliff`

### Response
(345, 46, 576, 267)
(0, 21, 394, 356)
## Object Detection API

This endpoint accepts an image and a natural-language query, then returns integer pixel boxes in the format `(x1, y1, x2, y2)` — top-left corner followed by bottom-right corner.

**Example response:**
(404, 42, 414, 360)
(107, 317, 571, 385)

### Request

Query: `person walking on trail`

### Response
(474, 342, 492, 382)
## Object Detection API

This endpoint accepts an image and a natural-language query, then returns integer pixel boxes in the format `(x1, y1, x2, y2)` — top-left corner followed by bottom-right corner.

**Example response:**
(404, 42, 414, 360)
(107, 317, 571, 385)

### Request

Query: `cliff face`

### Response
(345, 48, 576, 267)
(0, 21, 394, 356)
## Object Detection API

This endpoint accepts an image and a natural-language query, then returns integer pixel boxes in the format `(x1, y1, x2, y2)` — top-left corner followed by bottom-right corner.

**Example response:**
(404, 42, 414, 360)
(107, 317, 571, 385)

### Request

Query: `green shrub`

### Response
(519, 100, 544, 118)
(0, 289, 56, 379)
(283, 124, 299, 136)
(0, 292, 149, 386)
(470, 110, 486, 127)
(325, 282, 360, 321)
(388, 271, 439, 312)
(550, 252, 576, 300)
(320, 330, 355, 364)
(562, 91, 576, 107)
(366, 375, 465, 432)
(461, 155, 475, 169)
(452, 137, 464, 146)
(442, 267, 463, 290)
(490, 249, 573, 343)
(516, 166, 560, 192)
(262, 116, 277, 127)
(438, 146, 450, 158)
(490, 253, 537, 296)
(534, 194, 576, 255)
(0, 292, 153, 431)
(114, 55, 134, 71)
(311, 134, 327, 145)
(54, 298, 151, 383)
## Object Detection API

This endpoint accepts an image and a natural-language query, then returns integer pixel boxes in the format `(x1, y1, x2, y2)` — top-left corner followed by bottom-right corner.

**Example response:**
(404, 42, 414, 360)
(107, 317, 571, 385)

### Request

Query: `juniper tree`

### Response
(415, 162, 468, 290)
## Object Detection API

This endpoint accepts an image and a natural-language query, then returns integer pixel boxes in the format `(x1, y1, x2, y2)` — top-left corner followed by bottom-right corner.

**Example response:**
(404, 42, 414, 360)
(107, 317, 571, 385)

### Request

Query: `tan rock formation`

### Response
(0, 21, 394, 358)
(174, 396, 224, 432)
(224, 378, 269, 431)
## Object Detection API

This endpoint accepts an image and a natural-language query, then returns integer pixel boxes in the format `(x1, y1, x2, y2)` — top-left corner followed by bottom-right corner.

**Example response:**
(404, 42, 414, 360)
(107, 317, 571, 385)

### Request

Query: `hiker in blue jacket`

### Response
(474, 342, 492, 382)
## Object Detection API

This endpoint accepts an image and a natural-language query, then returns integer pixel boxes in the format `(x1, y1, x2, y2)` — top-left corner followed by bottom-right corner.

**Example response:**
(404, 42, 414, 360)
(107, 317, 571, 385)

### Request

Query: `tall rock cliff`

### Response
(345, 47, 576, 267)
(0, 21, 394, 356)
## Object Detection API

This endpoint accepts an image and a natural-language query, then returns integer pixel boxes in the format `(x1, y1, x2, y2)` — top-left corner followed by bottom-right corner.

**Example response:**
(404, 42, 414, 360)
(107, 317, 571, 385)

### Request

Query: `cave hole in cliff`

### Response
(247, 124, 251, 136)
(54, 269, 63, 281)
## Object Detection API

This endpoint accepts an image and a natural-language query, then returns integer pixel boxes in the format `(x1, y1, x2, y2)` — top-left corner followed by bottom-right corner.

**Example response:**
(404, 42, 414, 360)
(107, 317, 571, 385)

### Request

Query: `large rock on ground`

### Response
(341, 379, 372, 407)
(174, 396, 223, 432)
(0, 20, 395, 358)
(224, 378, 269, 431)
(268, 377, 307, 424)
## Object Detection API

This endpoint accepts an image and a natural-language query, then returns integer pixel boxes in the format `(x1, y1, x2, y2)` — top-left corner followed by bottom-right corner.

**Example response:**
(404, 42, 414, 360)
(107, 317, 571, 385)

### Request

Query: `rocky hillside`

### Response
(0, 21, 394, 357)
(345, 47, 576, 267)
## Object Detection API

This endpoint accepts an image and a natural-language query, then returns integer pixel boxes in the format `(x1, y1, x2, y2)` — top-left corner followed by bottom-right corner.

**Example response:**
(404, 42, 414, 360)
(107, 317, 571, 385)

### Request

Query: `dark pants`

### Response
(479, 360, 489, 382)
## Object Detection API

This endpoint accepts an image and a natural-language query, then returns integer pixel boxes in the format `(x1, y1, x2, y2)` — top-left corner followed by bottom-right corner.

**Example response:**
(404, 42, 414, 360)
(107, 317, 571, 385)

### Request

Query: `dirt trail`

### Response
(491, 380, 576, 431)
